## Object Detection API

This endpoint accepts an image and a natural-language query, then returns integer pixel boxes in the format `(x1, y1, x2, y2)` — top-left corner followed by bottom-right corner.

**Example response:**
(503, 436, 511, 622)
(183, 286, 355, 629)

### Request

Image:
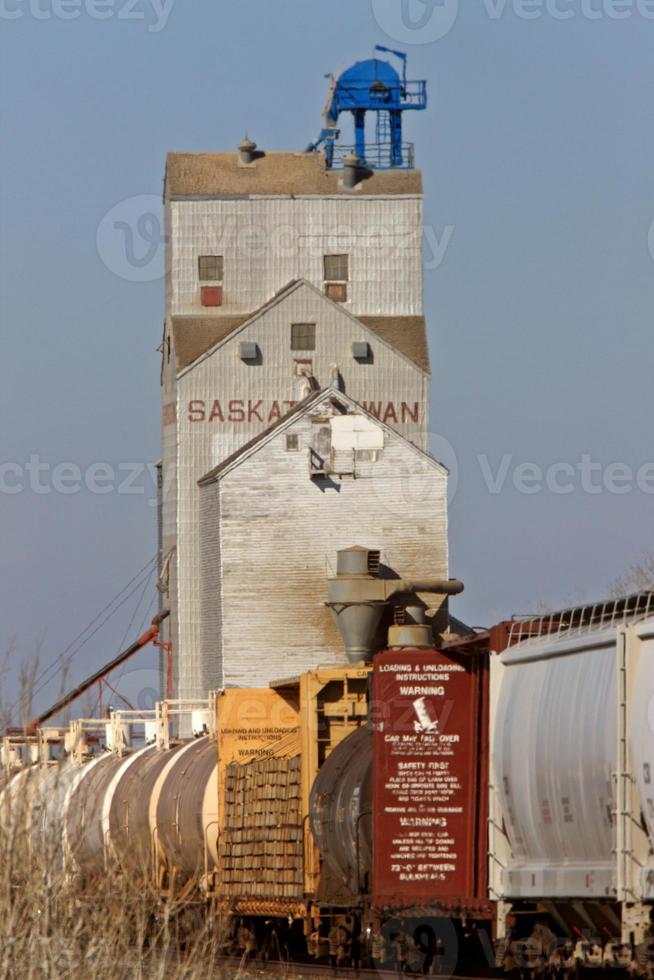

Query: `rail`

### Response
(211, 957, 499, 979)
(331, 142, 415, 170)
(507, 589, 654, 646)
(335, 79, 427, 109)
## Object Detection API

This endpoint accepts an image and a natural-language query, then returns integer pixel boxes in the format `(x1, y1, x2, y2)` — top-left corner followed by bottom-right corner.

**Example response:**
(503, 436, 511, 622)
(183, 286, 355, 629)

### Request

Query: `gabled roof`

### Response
(198, 386, 447, 487)
(165, 152, 423, 198)
(172, 315, 252, 371)
(358, 316, 429, 375)
(173, 279, 430, 375)
(198, 389, 327, 486)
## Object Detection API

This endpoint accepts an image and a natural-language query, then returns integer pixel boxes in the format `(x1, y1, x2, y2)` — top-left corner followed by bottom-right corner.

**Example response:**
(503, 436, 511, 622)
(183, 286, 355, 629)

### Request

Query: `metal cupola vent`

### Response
(307, 46, 427, 171)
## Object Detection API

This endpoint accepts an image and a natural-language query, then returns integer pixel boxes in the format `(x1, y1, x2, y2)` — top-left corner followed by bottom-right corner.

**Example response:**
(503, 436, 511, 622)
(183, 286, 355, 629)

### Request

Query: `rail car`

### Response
(4, 571, 654, 975)
(486, 594, 654, 977)
(0, 546, 494, 974)
(5, 45, 648, 979)
(0, 665, 492, 973)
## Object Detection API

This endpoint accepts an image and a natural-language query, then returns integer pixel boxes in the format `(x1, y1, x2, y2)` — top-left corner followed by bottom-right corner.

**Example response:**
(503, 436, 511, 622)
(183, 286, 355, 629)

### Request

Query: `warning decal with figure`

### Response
(371, 649, 483, 907)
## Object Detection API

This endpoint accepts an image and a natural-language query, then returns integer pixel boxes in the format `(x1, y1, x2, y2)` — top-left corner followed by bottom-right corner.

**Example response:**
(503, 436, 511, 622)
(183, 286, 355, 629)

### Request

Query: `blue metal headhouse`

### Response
(307, 46, 427, 170)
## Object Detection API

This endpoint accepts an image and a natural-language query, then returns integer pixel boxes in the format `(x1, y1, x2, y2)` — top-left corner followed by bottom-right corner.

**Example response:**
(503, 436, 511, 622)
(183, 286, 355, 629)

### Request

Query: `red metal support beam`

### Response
(27, 610, 169, 735)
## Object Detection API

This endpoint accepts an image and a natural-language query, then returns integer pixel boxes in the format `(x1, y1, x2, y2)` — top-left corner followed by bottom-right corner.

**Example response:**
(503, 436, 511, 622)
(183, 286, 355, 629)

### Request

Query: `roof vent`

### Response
(367, 549, 381, 577)
(352, 341, 370, 361)
(238, 135, 257, 165)
(239, 341, 259, 362)
(336, 546, 380, 578)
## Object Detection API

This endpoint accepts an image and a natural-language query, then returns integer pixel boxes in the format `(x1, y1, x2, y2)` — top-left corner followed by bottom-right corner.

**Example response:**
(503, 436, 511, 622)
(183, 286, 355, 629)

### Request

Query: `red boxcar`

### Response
(372, 644, 491, 918)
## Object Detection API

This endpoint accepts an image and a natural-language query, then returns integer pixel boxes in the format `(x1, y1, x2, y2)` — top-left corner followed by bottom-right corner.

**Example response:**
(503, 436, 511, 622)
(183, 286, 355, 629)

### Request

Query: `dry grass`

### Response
(0, 641, 238, 980)
(0, 784, 230, 980)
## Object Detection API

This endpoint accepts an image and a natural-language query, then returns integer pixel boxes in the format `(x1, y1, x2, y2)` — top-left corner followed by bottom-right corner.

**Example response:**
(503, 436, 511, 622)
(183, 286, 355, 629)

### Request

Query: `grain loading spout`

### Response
(326, 546, 463, 663)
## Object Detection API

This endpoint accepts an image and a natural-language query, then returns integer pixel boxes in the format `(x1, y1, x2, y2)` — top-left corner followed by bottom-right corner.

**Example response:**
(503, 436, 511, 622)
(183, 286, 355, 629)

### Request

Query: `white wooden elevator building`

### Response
(159, 147, 449, 699)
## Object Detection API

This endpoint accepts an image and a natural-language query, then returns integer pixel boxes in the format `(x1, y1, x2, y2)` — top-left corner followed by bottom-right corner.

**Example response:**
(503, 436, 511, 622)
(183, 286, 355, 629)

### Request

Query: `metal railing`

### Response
(0, 694, 218, 768)
(331, 142, 415, 170)
(507, 589, 654, 646)
(335, 80, 427, 110)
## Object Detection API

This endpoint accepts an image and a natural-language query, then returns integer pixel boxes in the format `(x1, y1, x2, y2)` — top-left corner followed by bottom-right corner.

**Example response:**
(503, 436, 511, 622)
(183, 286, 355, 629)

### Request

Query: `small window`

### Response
(201, 286, 223, 307)
(286, 434, 299, 452)
(291, 323, 316, 351)
(326, 282, 347, 303)
(198, 255, 224, 281)
(355, 448, 382, 464)
(324, 254, 349, 282)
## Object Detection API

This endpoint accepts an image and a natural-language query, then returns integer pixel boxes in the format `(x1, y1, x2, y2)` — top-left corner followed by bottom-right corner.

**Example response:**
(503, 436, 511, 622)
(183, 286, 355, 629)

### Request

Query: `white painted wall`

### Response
(197, 401, 448, 693)
(168, 196, 423, 317)
(163, 189, 431, 701)
(172, 283, 430, 697)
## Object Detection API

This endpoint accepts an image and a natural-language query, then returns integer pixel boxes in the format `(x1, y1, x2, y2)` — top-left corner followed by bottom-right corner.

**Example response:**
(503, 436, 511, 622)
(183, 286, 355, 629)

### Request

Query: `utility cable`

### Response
(11, 555, 158, 719)
(92, 571, 158, 716)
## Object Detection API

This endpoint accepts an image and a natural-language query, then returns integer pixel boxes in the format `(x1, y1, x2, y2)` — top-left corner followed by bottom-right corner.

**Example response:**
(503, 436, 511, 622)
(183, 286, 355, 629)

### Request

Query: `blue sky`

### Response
(1, 0, 653, 716)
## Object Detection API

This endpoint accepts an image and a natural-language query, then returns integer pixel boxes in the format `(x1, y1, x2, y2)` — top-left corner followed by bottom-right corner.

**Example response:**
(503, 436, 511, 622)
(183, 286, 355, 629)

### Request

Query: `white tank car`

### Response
(490, 610, 654, 954)
(0, 736, 218, 889)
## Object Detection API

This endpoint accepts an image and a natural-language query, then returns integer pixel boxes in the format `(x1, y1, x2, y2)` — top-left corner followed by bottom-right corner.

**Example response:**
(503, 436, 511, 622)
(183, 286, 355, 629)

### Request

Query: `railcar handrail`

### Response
(508, 589, 654, 646)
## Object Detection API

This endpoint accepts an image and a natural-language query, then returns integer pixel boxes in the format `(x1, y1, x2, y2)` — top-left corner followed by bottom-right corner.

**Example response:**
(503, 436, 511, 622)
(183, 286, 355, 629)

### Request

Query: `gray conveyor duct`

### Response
(326, 546, 464, 663)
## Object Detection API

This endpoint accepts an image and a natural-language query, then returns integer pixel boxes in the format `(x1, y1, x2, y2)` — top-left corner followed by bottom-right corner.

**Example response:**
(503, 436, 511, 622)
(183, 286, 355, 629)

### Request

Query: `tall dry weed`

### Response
(0, 764, 228, 980)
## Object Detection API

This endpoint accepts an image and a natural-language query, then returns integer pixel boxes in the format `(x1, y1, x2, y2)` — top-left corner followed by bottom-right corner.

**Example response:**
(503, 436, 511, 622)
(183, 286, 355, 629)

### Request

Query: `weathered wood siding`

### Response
(165, 186, 434, 702)
(177, 283, 430, 697)
(160, 201, 180, 688)
(198, 477, 222, 697)
(168, 196, 423, 318)
(198, 403, 448, 691)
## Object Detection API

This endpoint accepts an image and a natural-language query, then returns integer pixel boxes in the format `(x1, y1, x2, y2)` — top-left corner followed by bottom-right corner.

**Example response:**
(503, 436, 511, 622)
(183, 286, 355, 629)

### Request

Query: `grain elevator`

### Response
(159, 51, 450, 700)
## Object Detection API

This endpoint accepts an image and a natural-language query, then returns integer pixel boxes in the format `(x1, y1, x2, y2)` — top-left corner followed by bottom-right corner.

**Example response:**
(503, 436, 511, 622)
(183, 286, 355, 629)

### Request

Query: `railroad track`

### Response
(213, 956, 503, 979)
(215, 963, 623, 980)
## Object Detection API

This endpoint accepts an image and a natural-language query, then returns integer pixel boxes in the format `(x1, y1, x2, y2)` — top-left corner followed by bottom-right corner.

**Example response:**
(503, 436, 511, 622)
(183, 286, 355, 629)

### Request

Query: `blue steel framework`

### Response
(307, 46, 427, 170)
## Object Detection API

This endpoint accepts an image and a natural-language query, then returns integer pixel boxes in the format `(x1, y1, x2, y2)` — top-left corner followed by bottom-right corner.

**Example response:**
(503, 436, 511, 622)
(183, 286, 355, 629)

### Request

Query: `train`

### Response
(2, 51, 650, 977)
(3, 549, 654, 976)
